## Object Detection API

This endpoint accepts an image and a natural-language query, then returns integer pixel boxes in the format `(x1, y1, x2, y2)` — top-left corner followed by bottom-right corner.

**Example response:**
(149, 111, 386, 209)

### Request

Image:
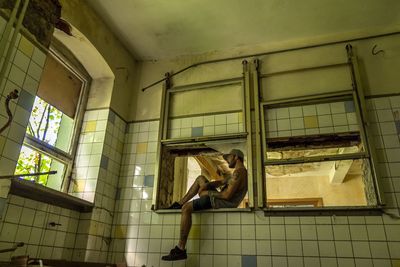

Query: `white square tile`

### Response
(267, 120, 277, 131)
(192, 116, 203, 127)
(376, 109, 394, 122)
(276, 108, 289, 119)
(277, 119, 290, 131)
(266, 109, 276, 120)
(332, 113, 347, 126)
(290, 118, 304, 129)
(180, 128, 191, 137)
(181, 117, 191, 128)
(291, 129, 305, 136)
(227, 123, 239, 133)
(318, 115, 333, 127)
(215, 114, 227, 125)
(227, 113, 239, 124)
(330, 102, 345, 114)
(204, 115, 215, 126)
(302, 105, 317, 116)
(203, 126, 215, 136)
(374, 97, 391, 110)
(317, 103, 331, 115)
(289, 106, 302, 118)
(9, 65, 25, 87)
(215, 125, 227, 135)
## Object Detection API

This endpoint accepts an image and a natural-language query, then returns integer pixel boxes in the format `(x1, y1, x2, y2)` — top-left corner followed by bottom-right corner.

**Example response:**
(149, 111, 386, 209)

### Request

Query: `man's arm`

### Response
(207, 171, 241, 200)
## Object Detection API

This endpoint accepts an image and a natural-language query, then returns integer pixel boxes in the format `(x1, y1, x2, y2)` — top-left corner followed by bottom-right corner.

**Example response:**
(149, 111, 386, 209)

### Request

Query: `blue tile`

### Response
(100, 155, 109, 169)
(18, 89, 35, 111)
(242, 255, 257, 267)
(191, 127, 203, 137)
(345, 101, 355, 113)
(108, 111, 116, 124)
(144, 175, 154, 187)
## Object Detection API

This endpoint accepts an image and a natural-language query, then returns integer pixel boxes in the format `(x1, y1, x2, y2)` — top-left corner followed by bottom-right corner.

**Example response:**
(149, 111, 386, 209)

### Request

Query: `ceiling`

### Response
(86, 0, 400, 60)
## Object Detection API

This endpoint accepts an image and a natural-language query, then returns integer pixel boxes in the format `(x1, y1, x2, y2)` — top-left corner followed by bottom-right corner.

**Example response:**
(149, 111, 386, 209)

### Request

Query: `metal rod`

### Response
(260, 90, 353, 107)
(0, 0, 22, 69)
(243, 60, 254, 208)
(0, 242, 24, 253)
(0, 89, 19, 134)
(0, 0, 30, 87)
(168, 77, 243, 93)
(252, 59, 265, 208)
(260, 62, 349, 78)
(140, 31, 400, 92)
(346, 44, 385, 205)
(0, 171, 57, 179)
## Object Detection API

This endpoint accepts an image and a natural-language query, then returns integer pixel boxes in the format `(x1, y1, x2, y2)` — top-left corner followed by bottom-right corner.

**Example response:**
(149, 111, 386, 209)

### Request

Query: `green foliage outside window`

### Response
(15, 96, 63, 185)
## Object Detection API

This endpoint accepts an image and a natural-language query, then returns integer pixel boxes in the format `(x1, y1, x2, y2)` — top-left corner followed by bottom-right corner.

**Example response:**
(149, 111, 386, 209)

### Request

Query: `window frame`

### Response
(18, 47, 90, 193)
(253, 48, 385, 212)
(152, 63, 255, 211)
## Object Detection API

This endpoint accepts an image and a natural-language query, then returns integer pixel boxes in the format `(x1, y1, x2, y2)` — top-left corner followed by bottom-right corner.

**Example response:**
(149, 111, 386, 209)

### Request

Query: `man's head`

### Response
(223, 149, 244, 168)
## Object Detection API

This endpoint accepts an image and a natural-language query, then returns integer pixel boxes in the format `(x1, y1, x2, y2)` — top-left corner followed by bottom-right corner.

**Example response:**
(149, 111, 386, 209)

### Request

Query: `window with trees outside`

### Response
(14, 50, 87, 192)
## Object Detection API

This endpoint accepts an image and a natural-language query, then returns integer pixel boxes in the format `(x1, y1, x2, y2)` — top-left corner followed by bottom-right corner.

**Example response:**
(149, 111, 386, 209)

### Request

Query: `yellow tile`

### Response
(85, 121, 97, 132)
(136, 143, 148, 154)
(18, 36, 34, 57)
(304, 116, 318, 128)
(188, 225, 201, 239)
(115, 225, 126, 238)
(238, 112, 243, 123)
(74, 180, 86, 192)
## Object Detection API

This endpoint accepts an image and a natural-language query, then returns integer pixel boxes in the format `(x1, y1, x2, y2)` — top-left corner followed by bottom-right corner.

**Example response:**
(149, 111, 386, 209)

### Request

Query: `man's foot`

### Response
(161, 246, 187, 261)
(167, 202, 182, 209)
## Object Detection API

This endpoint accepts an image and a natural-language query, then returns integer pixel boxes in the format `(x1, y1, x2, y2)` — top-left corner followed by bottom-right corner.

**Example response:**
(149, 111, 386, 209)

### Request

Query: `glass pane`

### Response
(26, 96, 73, 153)
(265, 158, 377, 208)
(14, 145, 66, 190)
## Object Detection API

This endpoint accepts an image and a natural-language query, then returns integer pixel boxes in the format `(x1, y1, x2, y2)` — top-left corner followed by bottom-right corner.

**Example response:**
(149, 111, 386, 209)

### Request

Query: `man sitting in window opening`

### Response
(162, 149, 248, 261)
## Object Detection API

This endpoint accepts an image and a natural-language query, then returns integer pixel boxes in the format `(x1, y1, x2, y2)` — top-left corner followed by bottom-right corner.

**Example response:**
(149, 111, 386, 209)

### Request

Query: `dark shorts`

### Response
(192, 195, 212, 211)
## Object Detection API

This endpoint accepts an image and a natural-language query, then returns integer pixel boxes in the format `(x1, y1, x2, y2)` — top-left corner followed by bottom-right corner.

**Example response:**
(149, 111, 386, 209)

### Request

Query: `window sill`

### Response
(10, 179, 94, 212)
(154, 207, 252, 214)
(263, 206, 383, 216)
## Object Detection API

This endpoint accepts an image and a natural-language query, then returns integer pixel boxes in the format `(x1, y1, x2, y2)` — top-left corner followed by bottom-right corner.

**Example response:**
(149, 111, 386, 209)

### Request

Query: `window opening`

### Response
(14, 50, 87, 192)
(261, 97, 378, 209)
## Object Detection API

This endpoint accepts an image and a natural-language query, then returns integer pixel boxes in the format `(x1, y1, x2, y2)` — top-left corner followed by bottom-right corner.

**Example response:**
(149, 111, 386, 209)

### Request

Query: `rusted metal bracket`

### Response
(0, 89, 19, 135)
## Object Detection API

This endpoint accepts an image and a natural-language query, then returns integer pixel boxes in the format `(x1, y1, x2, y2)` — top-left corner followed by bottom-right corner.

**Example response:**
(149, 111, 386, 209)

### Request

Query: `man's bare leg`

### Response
(178, 202, 193, 250)
(178, 175, 208, 205)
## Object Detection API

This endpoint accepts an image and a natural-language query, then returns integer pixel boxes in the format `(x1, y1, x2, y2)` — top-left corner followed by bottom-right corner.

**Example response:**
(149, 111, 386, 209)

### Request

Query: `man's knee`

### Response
(196, 175, 207, 184)
(182, 202, 193, 213)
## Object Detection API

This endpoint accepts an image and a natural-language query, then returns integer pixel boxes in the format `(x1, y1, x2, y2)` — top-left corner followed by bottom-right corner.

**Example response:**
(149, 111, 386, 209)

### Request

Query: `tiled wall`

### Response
(168, 111, 244, 139)
(108, 95, 400, 266)
(71, 109, 127, 263)
(0, 194, 80, 261)
(265, 101, 359, 138)
(0, 29, 46, 178)
(108, 120, 159, 265)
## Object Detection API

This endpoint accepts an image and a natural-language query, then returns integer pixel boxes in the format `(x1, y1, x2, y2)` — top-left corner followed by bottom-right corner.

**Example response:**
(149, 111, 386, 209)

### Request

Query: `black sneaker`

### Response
(161, 246, 187, 261)
(167, 202, 182, 209)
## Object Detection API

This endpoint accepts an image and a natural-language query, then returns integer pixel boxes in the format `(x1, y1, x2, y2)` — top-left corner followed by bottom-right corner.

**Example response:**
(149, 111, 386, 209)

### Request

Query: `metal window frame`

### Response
(20, 48, 90, 192)
(152, 61, 255, 210)
(255, 49, 384, 210)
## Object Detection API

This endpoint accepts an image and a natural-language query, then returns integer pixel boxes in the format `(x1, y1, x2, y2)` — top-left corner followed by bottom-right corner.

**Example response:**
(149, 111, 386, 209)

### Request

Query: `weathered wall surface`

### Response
(59, 0, 138, 121)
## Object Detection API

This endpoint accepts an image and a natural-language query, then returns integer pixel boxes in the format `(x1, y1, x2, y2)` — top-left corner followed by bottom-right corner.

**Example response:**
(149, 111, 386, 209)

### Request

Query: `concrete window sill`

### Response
(10, 179, 93, 212)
